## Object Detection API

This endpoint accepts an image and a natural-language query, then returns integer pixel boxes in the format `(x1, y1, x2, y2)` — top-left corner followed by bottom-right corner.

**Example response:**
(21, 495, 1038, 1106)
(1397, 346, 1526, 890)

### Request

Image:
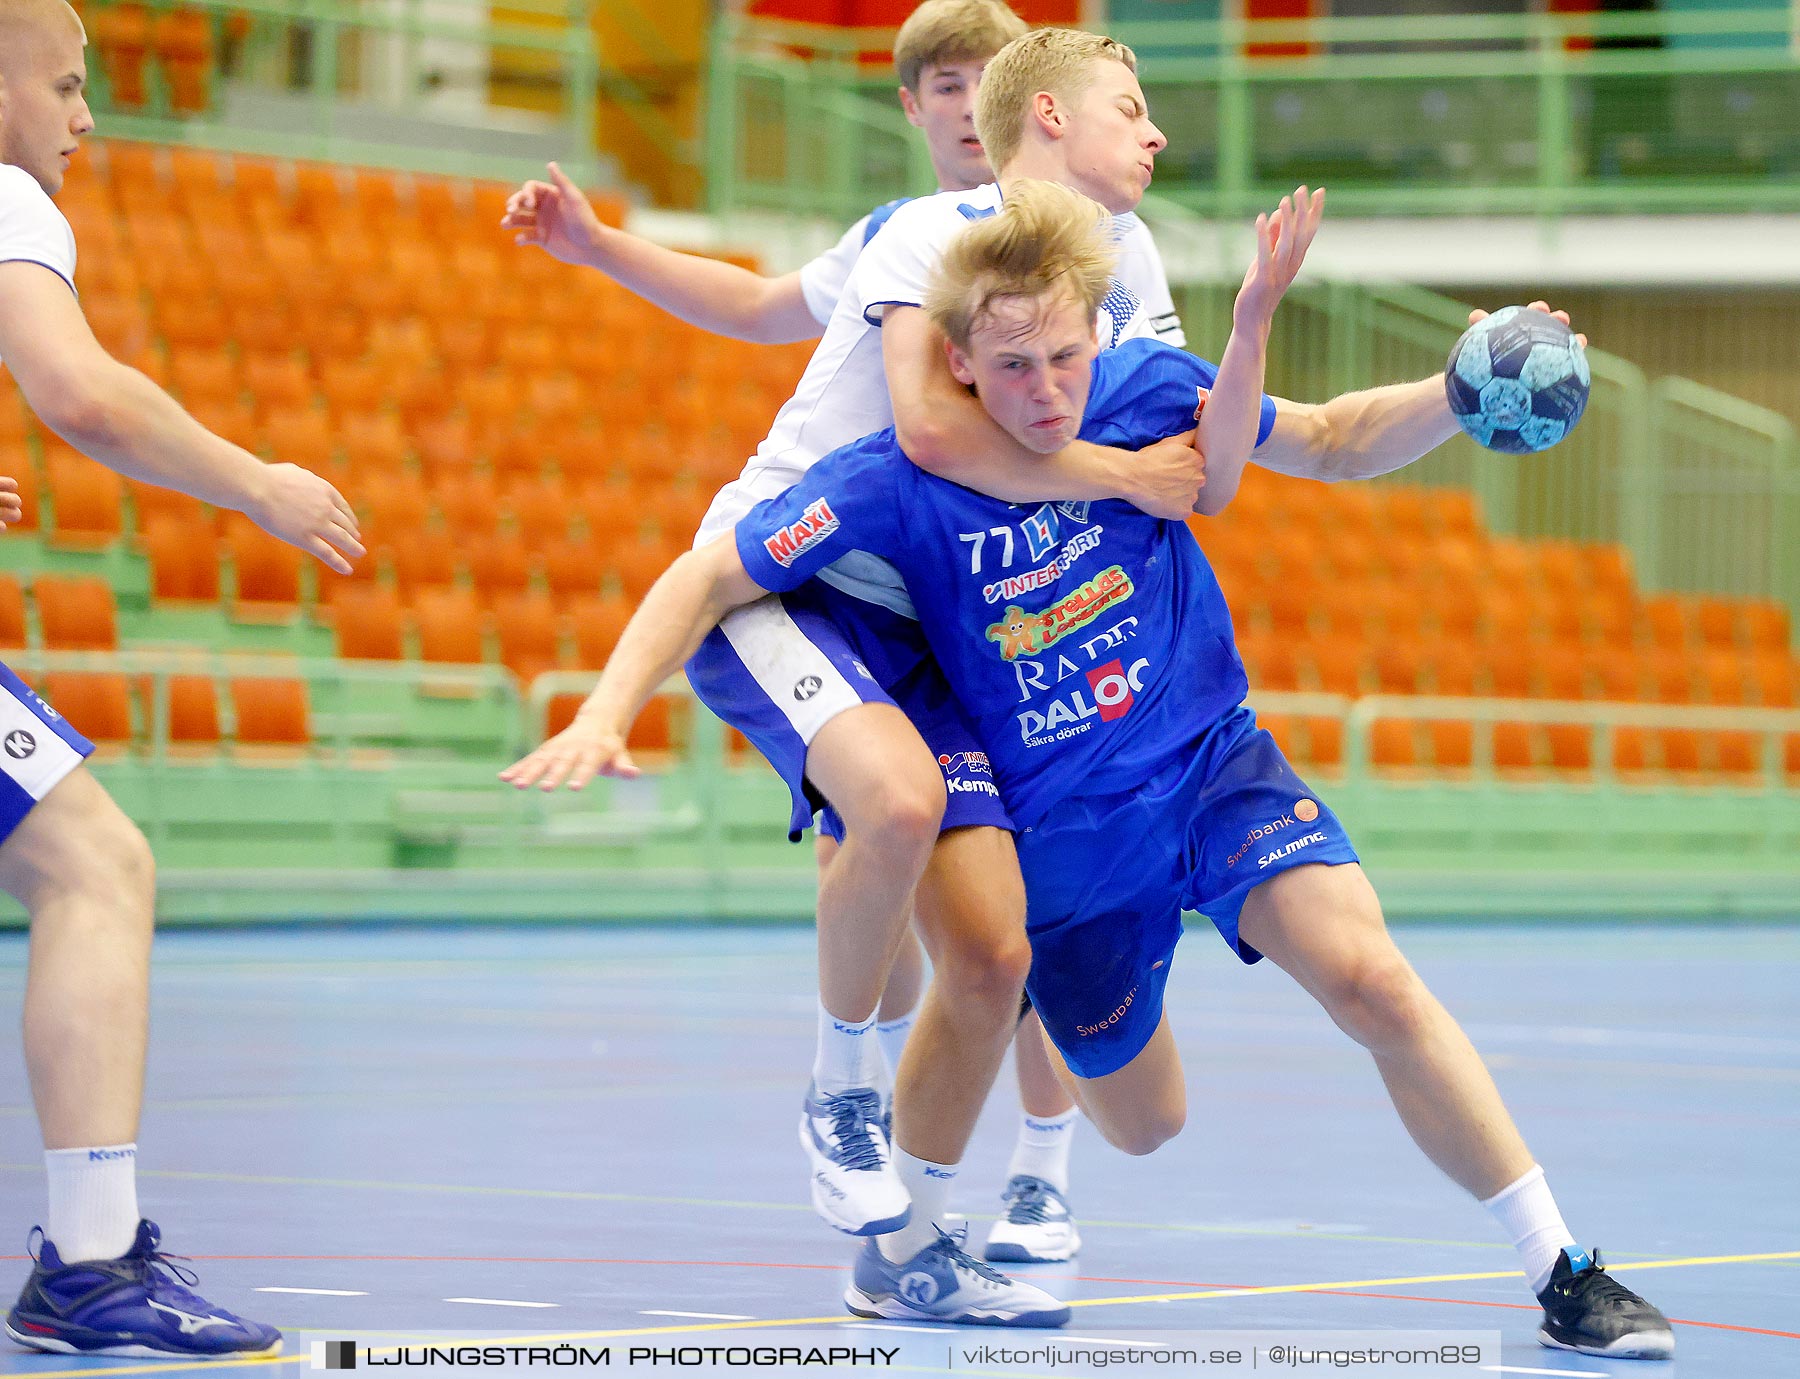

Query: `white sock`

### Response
(875, 1009, 915, 1088)
(877, 1148, 958, 1264)
(46, 1145, 140, 1263)
(1006, 1107, 1079, 1195)
(813, 1001, 879, 1095)
(1482, 1163, 1576, 1293)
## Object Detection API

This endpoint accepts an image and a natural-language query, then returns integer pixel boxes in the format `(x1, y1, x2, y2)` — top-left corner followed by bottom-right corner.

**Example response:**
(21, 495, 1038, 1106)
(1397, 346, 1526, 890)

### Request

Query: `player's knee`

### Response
(935, 921, 1031, 1008)
(1101, 1104, 1185, 1157)
(851, 774, 945, 854)
(80, 805, 157, 917)
(1333, 952, 1433, 1051)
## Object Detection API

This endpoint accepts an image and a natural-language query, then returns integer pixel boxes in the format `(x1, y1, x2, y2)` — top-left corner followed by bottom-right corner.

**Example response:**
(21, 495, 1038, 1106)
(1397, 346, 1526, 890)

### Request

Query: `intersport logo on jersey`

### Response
(762, 498, 839, 567)
(1018, 657, 1149, 746)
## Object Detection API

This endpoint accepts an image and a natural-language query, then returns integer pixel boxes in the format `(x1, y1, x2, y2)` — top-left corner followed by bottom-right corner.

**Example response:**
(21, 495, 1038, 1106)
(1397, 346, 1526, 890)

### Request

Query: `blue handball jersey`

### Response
(735, 338, 1278, 829)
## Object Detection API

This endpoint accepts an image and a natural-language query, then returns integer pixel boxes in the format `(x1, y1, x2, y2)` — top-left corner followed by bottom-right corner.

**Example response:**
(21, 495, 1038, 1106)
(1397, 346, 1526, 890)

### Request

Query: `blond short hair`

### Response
(924, 179, 1117, 351)
(974, 28, 1139, 176)
(894, 0, 1027, 93)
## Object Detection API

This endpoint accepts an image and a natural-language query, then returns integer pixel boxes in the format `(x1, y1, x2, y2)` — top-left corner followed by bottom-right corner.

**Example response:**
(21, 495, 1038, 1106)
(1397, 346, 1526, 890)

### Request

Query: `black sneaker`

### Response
(1536, 1246, 1673, 1360)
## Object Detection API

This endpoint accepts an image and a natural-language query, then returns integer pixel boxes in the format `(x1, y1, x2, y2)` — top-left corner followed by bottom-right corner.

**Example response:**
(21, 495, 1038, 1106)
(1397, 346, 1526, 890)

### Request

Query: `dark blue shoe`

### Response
(5, 1221, 281, 1359)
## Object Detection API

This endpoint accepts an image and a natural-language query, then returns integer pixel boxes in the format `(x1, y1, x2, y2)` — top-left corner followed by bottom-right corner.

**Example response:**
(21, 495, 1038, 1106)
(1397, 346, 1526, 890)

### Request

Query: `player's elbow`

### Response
(36, 372, 125, 453)
(894, 413, 966, 478)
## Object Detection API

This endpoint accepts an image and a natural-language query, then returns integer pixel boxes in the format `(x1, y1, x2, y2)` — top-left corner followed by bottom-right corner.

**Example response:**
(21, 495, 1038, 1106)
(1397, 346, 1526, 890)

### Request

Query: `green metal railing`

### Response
(80, 0, 610, 184)
(708, 7, 1800, 222)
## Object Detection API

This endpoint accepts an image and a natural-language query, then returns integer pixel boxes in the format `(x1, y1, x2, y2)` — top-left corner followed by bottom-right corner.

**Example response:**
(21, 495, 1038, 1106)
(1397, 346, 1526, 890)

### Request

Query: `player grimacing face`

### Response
(1056, 60, 1165, 216)
(0, 8, 94, 195)
(945, 289, 1099, 455)
(899, 59, 994, 194)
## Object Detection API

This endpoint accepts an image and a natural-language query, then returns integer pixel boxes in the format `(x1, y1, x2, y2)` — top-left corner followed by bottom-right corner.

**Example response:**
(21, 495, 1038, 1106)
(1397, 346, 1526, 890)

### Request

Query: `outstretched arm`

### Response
(1192, 186, 1324, 516)
(502, 163, 822, 344)
(1253, 300, 1585, 483)
(0, 263, 362, 571)
(883, 305, 1207, 519)
(499, 536, 769, 790)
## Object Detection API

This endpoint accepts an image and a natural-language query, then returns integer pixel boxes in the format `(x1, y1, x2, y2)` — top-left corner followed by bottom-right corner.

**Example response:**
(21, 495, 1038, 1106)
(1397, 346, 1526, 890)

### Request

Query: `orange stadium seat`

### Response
(161, 674, 222, 746)
(437, 471, 503, 540)
(1749, 652, 1795, 707)
(542, 536, 607, 601)
(465, 533, 533, 607)
(1426, 718, 1475, 770)
(39, 672, 133, 743)
(571, 595, 631, 669)
(333, 586, 406, 661)
(506, 476, 575, 546)
(494, 591, 562, 684)
(45, 449, 124, 547)
(415, 588, 485, 663)
(360, 471, 431, 535)
(231, 677, 311, 745)
(225, 523, 303, 616)
(1639, 594, 1694, 649)
(1544, 722, 1593, 773)
(0, 575, 26, 649)
(1371, 719, 1418, 771)
(242, 352, 315, 412)
(1741, 600, 1790, 649)
(33, 576, 117, 650)
(261, 408, 336, 471)
(143, 515, 220, 604)
(389, 540, 457, 604)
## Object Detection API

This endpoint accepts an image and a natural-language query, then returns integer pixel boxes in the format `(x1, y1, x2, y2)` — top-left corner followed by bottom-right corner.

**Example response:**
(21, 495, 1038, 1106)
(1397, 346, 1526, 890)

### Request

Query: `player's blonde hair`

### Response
(974, 28, 1139, 175)
(894, 0, 1027, 94)
(924, 179, 1117, 351)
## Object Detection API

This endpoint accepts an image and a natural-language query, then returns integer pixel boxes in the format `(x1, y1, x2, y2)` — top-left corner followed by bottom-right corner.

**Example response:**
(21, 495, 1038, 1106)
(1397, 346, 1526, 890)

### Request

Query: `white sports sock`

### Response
(1482, 1163, 1576, 1294)
(1006, 1107, 1079, 1195)
(46, 1145, 140, 1263)
(813, 1001, 880, 1095)
(875, 1010, 915, 1087)
(877, 1149, 958, 1264)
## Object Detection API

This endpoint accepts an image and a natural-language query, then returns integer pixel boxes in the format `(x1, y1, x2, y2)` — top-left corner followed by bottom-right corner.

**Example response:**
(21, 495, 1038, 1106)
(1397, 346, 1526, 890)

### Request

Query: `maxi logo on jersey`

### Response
(982, 526, 1105, 604)
(985, 566, 1134, 662)
(763, 498, 839, 568)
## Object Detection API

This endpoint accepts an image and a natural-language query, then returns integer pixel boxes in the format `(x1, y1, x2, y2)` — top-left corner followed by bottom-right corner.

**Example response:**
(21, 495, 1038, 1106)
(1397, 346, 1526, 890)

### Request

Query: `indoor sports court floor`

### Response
(0, 921, 1794, 1377)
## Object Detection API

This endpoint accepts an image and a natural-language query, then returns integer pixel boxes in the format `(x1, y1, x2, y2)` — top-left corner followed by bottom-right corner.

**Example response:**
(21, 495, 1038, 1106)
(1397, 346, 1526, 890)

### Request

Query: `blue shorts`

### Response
(686, 585, 1013, 842)
(0, 661, 95, 846)
(1018, 705, 1358, 1078)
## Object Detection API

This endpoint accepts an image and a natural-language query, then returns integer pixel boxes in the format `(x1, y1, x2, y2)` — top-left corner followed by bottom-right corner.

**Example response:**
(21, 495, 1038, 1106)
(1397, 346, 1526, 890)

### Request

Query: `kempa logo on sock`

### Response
(86, 1147, 135, 1162)
(311, 1340, 357, 1369)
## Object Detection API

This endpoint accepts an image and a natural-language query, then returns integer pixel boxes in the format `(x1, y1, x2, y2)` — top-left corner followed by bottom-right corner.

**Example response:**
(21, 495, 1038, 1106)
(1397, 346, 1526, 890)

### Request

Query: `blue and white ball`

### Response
(1444, 305, 1591, 454)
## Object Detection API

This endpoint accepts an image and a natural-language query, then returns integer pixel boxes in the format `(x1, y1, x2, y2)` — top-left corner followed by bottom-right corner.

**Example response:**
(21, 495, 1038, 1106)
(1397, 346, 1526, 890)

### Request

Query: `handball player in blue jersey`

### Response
(505, 181, 1673, 1359)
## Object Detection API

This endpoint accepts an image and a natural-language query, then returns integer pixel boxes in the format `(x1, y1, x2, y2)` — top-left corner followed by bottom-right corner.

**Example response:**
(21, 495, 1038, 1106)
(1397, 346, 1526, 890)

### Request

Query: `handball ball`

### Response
(1444, 306, 1591, 453)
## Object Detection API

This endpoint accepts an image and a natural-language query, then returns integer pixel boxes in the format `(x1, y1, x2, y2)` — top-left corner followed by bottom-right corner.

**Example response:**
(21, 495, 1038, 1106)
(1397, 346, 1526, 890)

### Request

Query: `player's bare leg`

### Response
(816, 835, 926, 1089)
(796, 704, 944, 1236)
(1237, 861, 1672, 1359)
(1036, 1008, 1187, 1158)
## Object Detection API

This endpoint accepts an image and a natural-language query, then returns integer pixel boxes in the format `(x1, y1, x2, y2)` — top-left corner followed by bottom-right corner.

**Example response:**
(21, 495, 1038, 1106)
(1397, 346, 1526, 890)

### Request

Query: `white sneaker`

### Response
(799, 1083, 910, 1236)
(983, 1175, 1081, 1264)
(845, 1230, 1071, 1327)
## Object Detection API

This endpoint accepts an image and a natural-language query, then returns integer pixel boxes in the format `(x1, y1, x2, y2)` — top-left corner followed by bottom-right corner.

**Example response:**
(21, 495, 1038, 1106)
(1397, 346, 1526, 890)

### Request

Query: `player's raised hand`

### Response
(500, 162, 607, 268)
(243, 463, 364, 574)
(1470, 299, 1588, 349)
(1125, 427, 1205, 519)
(500, 711, 639, 791)
(0, 475, 21, 530)
(1234, 185, 1325, 328)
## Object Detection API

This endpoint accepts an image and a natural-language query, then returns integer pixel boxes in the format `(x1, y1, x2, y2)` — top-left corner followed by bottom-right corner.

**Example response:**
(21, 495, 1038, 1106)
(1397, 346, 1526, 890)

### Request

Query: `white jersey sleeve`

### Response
(849, 185, 1003, 326)
(0, 164, 77, 294)
(1110, 213, 1185, 349)
(797, 216, 870, 327)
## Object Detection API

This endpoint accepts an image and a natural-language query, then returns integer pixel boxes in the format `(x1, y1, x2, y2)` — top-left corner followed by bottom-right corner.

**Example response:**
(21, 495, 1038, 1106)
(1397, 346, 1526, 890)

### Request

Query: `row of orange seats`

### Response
(19, 670, 311, 749)
(331, 586, 629, 684)
(1238, 631, 1797, 706)
(1262, 712, 1800, 778)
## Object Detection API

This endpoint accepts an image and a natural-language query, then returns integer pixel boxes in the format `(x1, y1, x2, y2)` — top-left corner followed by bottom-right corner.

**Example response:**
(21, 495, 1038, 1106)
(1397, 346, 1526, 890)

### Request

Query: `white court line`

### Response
(1481, 1366, 1608, 1376)
(256, 1287, 370, 1297)
(444, 1297, 560, 1309)
(639, 1310, 756, 1320)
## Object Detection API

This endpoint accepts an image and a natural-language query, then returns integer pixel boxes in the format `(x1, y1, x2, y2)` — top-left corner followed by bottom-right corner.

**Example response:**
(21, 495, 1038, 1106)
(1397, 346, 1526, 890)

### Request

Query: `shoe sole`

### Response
(1538, 1325, 1675, 1361)
(797, 1116, 911, 1237)
(844, 1284, 1071, 1329)
(984, 1228, 1082, 1264)
(6, 1320, 282, 1361)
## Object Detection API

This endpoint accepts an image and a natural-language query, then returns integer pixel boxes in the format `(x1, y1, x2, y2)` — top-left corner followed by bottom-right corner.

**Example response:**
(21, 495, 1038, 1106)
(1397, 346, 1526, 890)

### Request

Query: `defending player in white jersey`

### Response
(0, 0, 362, 1356)
(502, 4, 1161, 1264)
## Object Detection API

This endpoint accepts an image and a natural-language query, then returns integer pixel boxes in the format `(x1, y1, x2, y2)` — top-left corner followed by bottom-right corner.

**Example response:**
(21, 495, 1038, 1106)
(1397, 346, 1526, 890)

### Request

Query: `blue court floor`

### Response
(0, 922, 1794, 1377)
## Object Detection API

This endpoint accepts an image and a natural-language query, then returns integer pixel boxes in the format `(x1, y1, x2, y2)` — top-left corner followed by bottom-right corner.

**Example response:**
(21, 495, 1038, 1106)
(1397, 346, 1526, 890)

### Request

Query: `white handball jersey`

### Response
(796, 197, 914, 328)
(0, 165, 78, 366)
(697, 183, 1185, 555)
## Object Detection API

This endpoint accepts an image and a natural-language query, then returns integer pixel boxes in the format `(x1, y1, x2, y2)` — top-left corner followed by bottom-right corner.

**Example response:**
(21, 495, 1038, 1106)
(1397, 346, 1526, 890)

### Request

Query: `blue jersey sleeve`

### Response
(735, 435, 912, 593)
(1079, 338, 1277, 450)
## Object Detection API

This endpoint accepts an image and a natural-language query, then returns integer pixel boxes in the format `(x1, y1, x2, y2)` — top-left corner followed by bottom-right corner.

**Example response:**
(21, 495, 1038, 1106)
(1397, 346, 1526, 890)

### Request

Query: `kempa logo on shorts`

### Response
(1076, 985, 1138, 1037)
(793, 675, 823, 702)
(762, 498, 839, 568)
(3, 729, 35, 760)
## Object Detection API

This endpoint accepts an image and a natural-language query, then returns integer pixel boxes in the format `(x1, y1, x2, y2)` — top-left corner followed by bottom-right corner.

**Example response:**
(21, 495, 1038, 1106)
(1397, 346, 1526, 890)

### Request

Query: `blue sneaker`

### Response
(5, 1221, 281, 1359)
(799, 1083, 910, 1236)
(844, 1229, 1071, 1327)
(984, 1174, 1081, 1263)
